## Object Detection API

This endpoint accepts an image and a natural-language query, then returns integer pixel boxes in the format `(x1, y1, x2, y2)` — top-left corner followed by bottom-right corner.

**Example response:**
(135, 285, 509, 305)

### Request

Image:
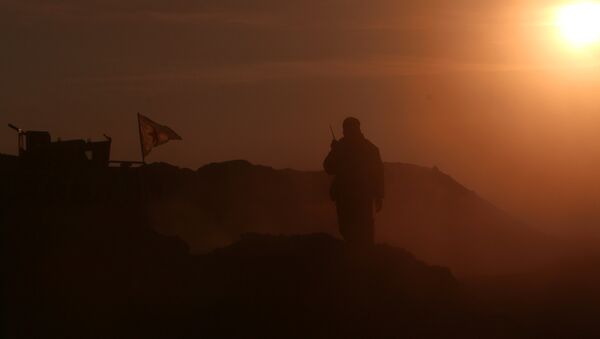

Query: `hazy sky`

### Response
(3, 0, 600, 235)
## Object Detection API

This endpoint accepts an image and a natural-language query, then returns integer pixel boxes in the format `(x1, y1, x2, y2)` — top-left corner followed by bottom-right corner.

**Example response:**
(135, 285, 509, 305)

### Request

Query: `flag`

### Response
(138, 113, 182, 158)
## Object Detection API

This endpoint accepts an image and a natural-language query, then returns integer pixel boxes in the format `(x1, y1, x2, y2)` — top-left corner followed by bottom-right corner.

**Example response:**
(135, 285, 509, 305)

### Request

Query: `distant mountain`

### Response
(140, 160, 559, 276)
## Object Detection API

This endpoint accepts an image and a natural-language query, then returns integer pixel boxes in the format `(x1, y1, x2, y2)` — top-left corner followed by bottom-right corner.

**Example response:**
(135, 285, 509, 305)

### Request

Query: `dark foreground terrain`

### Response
(2, 155, 600, 338)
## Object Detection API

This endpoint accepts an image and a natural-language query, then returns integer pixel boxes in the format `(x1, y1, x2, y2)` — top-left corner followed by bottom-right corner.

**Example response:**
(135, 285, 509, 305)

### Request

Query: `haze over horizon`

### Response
(3, 0, 600, 237)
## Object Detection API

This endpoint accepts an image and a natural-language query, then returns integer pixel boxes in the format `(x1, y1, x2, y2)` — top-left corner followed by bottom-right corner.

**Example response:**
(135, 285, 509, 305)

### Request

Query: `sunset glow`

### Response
(556, 2, 600, 48)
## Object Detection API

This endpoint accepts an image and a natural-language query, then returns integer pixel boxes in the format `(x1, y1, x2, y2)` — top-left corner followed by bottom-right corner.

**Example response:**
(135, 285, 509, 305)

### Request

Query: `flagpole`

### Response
(136, 113, 148, 222)
(137, 113, 146, 164)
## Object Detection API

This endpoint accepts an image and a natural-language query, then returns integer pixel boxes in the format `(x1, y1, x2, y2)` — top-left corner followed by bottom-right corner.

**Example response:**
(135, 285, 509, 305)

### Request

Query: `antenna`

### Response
(8, 123, 23, 133)
(329, 124, 337, 141)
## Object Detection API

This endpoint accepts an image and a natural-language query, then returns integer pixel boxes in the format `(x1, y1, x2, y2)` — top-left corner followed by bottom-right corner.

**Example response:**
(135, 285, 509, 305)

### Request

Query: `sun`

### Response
(556, 2, 600, 48)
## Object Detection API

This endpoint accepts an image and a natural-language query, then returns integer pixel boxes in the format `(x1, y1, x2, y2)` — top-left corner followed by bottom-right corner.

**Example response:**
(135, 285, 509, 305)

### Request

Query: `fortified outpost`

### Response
(8, 124, 111, 169)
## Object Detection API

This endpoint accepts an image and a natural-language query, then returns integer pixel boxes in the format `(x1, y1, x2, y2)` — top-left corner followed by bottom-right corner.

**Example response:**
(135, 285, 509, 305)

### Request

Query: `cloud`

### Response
(61, 55, 589, 95)
(1, 0, 277, 26)
(1, 0, 570, 85)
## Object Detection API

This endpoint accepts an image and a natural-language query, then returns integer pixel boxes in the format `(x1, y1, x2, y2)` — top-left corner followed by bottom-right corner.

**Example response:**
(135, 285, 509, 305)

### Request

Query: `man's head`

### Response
(343, 117, 362, 138)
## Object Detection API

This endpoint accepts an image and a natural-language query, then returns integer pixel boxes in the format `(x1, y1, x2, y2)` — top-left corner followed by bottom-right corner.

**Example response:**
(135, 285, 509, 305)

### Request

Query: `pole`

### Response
(136, 113, 148, 220)
(8, 124, 24, 156)
(137, 113, 146, 164)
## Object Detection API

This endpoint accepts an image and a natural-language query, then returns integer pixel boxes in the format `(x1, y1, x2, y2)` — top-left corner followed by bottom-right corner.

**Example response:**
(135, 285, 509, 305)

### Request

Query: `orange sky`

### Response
(2, 0, 600, 237)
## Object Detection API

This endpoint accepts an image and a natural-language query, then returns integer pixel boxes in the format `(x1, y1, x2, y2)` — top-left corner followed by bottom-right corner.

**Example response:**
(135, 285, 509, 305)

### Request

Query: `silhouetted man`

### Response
(324, 117, 384, 246)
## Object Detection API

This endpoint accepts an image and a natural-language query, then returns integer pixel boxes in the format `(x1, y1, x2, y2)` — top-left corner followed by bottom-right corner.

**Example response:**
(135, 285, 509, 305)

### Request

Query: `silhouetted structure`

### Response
(324, 117, 384, 245)
(7, 124, 111, 168)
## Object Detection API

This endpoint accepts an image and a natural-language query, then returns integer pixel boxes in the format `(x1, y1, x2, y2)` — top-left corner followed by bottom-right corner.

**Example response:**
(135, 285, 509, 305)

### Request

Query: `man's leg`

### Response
(356, 197, 374, 245)
(336, 198, 353, 242)
(336, 196, 374, 246)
